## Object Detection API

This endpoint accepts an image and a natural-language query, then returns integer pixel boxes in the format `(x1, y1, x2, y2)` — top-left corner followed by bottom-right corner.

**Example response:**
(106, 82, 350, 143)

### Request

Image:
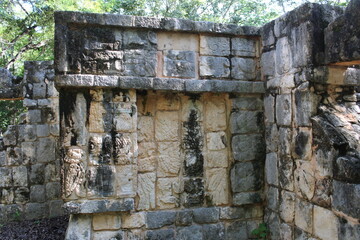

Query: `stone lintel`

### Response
(63, 198, 134, 214)
(55, 75, 265, 93)
(54, 11, 260, 36)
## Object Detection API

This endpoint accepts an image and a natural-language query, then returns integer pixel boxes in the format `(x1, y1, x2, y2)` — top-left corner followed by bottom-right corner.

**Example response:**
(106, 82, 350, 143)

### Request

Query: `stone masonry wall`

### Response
(0, 61, 64, 223)
(54, 11, 266, 240)
(261, 2, 360, 240)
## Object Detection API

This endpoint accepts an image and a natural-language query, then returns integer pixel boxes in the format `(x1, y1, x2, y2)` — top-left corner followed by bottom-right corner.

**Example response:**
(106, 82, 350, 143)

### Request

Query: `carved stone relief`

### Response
(63, 147, 85, 198)
(114, 133, 132, 164)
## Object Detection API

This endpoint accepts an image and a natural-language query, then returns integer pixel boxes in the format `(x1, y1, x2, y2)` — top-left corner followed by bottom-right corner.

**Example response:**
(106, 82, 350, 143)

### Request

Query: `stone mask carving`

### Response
(63, 147, 85, 197)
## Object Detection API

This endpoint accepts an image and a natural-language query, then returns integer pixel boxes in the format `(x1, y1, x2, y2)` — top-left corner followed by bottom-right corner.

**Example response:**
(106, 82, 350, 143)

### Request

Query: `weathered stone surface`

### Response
(36, 138, 55, 163)
(230, 111, 263, 134)
(313, 206, 338, 240)
(232, 96, 263, 111)
(200, 36, 230, 56)
(206, 132, 226, 150)
(261, 51, 275, 77)
(203, 223, 225, 240)
(205, 168, 229, 205)
(146, 211, 176, 229)
(295, 198, 313, 233)
(114, 165, 136, 198)
(30, 185, 46, 203)
(231, 38, 256, 57)
(265, 152, 279, 186)
(294, 160, 315, 200)
(233, 192, 263, 205)
(29, 163, 45, 184)
(276, 94, 292, 126)
(279, 190, 295, 223)
(122, 212, 145, 229)
(226, 220, 248, 240)
(205, 149, 228, 168)
(332, 180, 360, 219)
(275, 37, 292, 75)
(279, 155, 294, 191)
(292, 127, 312, 160)
(163, 50, 196, 78)
(312, 178, 332, 208)
(156, 177, 180, 209)
(93, 231, 125, 240)
(267, 186, 279, 211)
(25, 202, 48, 220)
(49, 200, 64, 218)
(231, 161, 263, 192)
(177, 225, 203, 240)
(155, 111, 179, 141)
(63, 199, 134, 214)
(123, 50, 157, 77)
(199, 56, 230, 78)
(338, 220, 360, 240)
(266, 124, 278, 153)
(157, 142, 181, 177)
(137, 172, 156, 210)
(145, 229, 175, 240)
(204, 95, 227, 131)
(334, 155, 360, 183)
(231, 58, 256, 80)
(220, 206, 263, 220)
(193, 207, 219, 224)
(12, 166, 28, 186)
(137, 117, 154, 142)
(279, 127, 292, 157)
(176, 210, 193, 226)
(157, 94, 181, 111)
(265, 210, 280, 240)
(6, 147, 22, 165)
(123, 30, 157, 50)
(138, 142, 157, 172)
(3, 126, 17, 146)
(158, 32, 199, 51)
(280, 223, 293, 240)
(65, 214, 92, 240)
(183, 178, 204, 207)
(0, 167, 12, 187)
(92, 214, 121, 230)
(294, 89, 318, 127)
(232, 134, 264, 161)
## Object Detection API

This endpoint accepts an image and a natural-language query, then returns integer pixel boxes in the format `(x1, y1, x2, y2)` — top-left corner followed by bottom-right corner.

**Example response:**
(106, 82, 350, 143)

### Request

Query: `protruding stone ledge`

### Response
(55, 75, 265, 93)
(54, 11, 260, 36)
(63, 198, 134, 214)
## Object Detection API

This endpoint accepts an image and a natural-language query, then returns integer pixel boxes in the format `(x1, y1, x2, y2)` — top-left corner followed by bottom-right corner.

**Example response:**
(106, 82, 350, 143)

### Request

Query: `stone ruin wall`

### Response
(55, 11, 265, 240)
(0, 61, 64, 222)
(0, 1, 359, 239)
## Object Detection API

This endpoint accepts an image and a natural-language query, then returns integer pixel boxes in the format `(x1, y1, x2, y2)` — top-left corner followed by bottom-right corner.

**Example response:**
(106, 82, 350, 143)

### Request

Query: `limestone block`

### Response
(294, 160, 315, 200)
(183, 178, 204, 207)
(279, 190, 295, 223)
(24, 202, 48, 220)
(264, 210, 280, 240)
(157, 32, 199, 51)
(3, 125, 17, 146)
(231, 38, 256, 57)
(156, 177, 180, 209)
(265, 124, 278, 153)
(137, 116, 154, 143)
(276, 94, 292, 126)
(146, 211, 176, 229)
(32, 82, 47, 99)
(29, 163, 45, 185)
(163, 50, 196, 78)
(220, 206, 263, 220)
(275, 37, 292, 75)
(155, 111, 179, 141)
(18, 125, 36, 142)
(2, 189, 14, 204)
(92, 214, 121, 230)
(89, 101, 106, 133)
(231, 161, 262, 192)
(264, 94, 275, 123)
(312, 178, 332, 208)
(0, 167, 12, 187)
(205, 149, 228, 168)
(233, 192, 262, 206)
(279, 127, 291, 157)
(206, 131, 227, 150)
(7, 147, 22, 165)
(199, 56, 230, 78)
(292, 127, 312, 160)
(332, 180, 360, 220)
(114, 103, 137, 132)
(46, 182, 61, 200)
(261, 51, 275, 77)
(90, 89, 103, 101)
(36, 124, 49, 137)
(13, 166, 28, 186)
(45, 164, 59, 183)
(123, 50, 157, 77)
(231, 57, 256, 80)
(232, 134, 264, 161)
(177, 225, 202, 240)
(28, 109, 42, 123)
(30, 185, 46, 202)
(115, 165, 137, 198)
(0, 151, 6, 166)
(123, 30, 157, 50)
(65, 215, 92, 240)
(157, 94, 181, 111)
(200, 36, 230, 56)
(36, 138, 56, 163)
(232, 97, 263, 111)
(225, 220, 248, 240)
(146, 229, 175, 239)
(138, 142, 157, 172)
(122, 212, 145, 229)
(157, 142, 181, 177)
(313, 206, 338, 240)
(176, 210, 193, 226)
(230, 111, 263, 134)
(137, 93, 156, 116)
(204, 95, 227, 131)
(279, 223, 293, 240)
(93, 231, 125, 240)
(48, 200, 64, 218)
(267, 186, 279, 211)
(294, 89, 318, 127)
(113, 132, 136, 165)
(205, 168, 229, 205)
(279, 156, 294, 191)
(295, 198, 313, 233)
(137, 172, 156, 210)
(181, 95, 203, 122)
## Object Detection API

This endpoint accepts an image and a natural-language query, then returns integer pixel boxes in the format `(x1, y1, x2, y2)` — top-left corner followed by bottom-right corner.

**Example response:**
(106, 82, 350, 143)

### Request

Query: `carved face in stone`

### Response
(64, 147, 84, 164)
(89, 136, 102, 155)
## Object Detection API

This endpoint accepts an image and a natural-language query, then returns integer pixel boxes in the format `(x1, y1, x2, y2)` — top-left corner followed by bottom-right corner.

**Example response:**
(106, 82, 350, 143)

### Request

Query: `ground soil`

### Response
(0, 216, 69, 240)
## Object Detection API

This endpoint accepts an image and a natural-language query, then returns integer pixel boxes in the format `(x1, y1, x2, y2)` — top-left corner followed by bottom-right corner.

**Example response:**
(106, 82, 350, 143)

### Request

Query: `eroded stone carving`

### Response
(114, 133, 132, 164)
(63, 147, 85, 197)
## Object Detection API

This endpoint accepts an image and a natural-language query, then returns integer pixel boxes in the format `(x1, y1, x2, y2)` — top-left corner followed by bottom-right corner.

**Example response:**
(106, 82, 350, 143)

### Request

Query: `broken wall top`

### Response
(54, 11, 264, 94)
